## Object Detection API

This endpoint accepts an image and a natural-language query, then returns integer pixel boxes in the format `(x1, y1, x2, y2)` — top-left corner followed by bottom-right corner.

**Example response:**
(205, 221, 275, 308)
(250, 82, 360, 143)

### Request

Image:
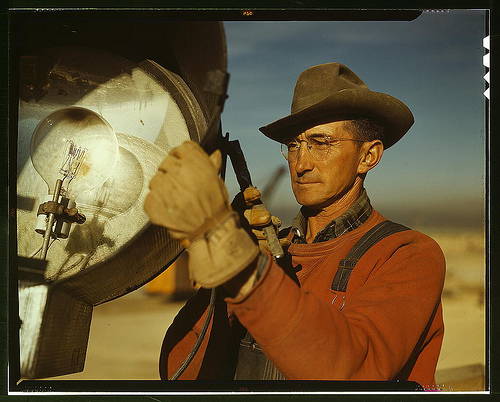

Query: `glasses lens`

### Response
(281, 136, 333, 161)
(281, 139, 298, 161)
(308, 136, 330, 160)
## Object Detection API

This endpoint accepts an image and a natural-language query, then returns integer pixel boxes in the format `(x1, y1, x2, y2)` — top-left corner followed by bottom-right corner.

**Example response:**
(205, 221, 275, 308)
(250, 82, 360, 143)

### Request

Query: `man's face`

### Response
(286, 121, 366, 209)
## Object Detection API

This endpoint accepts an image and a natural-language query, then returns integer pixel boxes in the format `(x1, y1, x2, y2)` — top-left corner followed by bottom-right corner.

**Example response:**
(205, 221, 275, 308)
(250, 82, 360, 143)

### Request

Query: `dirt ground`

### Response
(57, 227, 487, 392)
(429, 228, 486, 392)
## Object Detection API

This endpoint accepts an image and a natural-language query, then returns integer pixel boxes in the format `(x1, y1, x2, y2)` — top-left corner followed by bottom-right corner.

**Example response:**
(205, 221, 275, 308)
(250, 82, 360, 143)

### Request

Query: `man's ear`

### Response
(358, 140, 384, 174)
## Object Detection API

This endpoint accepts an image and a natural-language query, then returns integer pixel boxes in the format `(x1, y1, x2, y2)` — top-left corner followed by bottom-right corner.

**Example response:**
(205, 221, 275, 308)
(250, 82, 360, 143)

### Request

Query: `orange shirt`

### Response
(161, 210, 445, 388)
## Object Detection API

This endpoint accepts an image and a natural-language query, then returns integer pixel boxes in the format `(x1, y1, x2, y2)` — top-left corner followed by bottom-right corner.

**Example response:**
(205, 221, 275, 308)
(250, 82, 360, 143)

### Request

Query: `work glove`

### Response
(144, 141, 259, 288)
(232, 186, 291, 253)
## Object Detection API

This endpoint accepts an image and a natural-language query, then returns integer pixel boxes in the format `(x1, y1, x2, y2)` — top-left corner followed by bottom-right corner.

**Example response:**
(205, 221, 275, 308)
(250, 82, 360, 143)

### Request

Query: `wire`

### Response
(28, 245, 43, 258)
(28, 238, 58, 258)
(169, 287, 217, 380)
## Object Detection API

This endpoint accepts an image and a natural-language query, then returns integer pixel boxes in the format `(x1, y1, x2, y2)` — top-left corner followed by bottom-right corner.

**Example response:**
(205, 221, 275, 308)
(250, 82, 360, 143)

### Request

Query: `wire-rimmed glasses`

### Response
(280, 134, 365, 162)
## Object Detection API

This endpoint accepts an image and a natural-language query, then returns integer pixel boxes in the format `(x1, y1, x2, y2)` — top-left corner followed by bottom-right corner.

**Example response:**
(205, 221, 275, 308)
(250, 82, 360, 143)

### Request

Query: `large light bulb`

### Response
(30, 106, 119, 200)
(30, 106, 119, 260)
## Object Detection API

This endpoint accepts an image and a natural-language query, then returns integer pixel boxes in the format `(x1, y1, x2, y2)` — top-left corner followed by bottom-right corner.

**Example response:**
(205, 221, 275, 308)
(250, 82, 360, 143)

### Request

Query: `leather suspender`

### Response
(330, 220, 410, 292)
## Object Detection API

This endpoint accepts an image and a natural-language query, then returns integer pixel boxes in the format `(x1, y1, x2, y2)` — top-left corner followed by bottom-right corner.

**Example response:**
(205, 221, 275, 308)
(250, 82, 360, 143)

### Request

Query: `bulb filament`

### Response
(60, 141, 87, 187)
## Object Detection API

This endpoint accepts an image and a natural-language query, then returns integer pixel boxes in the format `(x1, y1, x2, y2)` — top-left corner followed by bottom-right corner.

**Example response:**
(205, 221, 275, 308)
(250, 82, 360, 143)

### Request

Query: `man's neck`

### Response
(305, 184, 364, 243)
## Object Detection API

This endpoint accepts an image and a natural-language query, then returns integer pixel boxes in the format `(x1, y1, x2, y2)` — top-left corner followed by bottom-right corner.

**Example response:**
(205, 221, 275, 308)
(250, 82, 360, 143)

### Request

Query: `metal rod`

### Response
(40, 179, 63, 260)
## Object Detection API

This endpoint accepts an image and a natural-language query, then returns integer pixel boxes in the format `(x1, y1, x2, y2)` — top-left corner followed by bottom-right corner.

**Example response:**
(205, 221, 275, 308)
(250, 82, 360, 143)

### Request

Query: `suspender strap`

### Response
(330, 220, 410, 292)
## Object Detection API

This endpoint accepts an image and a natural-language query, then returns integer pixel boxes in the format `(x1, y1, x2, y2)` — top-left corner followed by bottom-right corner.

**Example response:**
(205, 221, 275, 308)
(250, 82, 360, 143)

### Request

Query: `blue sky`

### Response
(220, 11, 487, 228)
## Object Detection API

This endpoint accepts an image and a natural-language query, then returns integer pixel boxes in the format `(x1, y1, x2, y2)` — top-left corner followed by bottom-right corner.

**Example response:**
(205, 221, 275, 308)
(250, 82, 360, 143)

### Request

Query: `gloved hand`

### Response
(144, 141, 259, 288)
(233, 186, 291, 253)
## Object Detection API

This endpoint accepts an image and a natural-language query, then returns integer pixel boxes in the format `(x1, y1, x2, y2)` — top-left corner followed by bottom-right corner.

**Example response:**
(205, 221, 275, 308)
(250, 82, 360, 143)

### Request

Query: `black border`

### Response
(3, 1, 497, 399)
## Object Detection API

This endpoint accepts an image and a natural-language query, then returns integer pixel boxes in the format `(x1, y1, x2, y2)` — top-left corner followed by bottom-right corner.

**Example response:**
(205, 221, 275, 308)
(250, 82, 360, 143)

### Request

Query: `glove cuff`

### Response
(187, 212, 260, 288)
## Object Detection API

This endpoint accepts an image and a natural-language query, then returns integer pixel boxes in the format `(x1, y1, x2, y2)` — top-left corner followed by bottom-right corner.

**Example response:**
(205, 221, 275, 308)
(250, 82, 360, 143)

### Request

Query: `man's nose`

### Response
(294, 143, 314, 174)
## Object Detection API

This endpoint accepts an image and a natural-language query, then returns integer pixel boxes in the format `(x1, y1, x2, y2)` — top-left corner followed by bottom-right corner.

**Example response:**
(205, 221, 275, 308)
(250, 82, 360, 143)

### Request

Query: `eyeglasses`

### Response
(280, 135, 365, 162)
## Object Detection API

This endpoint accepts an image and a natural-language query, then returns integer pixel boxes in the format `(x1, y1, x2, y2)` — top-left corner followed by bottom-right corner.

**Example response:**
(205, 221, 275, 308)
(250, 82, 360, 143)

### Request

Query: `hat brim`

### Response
(259, 89, 414, 149)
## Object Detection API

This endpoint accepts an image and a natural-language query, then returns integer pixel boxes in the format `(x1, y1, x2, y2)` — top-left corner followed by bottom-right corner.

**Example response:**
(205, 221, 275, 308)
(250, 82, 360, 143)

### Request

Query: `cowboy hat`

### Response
(259, 63, 414, 148)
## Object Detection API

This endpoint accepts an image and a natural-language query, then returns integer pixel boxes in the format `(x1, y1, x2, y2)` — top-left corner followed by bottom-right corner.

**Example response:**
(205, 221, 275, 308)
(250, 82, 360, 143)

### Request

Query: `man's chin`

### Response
(294, 196, 328, 210)
(294, 191, 340, 210)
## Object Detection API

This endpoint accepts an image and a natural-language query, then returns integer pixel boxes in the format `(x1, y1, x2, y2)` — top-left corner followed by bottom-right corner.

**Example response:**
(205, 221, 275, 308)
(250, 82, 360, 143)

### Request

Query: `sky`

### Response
(219, 11, 487, 229)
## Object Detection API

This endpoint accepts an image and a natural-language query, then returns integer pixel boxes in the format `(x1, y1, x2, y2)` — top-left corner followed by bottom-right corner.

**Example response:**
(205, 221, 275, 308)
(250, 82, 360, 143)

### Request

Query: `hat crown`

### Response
(260, 62, 414, 149)
(291, 63, 369, 113)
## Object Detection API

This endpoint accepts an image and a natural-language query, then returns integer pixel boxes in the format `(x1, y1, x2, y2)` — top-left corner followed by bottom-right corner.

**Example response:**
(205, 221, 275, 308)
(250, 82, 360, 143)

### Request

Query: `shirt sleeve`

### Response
(225, 231, 446, 382)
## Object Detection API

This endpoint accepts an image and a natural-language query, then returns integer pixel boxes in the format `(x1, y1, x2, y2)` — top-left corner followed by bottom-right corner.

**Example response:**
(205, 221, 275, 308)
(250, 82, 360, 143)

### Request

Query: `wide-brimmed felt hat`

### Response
(259, 63, 414, 149)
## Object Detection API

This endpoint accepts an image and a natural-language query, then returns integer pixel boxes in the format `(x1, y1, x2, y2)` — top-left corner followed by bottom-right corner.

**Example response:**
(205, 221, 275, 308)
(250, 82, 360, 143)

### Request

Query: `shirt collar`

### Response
(291, 189, 373, 244)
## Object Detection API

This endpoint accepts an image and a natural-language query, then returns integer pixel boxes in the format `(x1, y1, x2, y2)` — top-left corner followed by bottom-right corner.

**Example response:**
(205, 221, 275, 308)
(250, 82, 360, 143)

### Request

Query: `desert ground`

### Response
(56, 226, 486, 392)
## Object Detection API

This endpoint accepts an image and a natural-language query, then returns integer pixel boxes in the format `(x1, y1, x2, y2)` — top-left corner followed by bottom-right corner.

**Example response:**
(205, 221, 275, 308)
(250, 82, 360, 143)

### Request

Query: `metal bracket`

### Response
(37, 200, 86, 225)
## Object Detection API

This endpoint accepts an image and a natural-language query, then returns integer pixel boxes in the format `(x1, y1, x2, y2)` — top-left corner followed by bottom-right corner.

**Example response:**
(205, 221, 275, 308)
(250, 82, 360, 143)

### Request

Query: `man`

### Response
(144, 63, 445, 387)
